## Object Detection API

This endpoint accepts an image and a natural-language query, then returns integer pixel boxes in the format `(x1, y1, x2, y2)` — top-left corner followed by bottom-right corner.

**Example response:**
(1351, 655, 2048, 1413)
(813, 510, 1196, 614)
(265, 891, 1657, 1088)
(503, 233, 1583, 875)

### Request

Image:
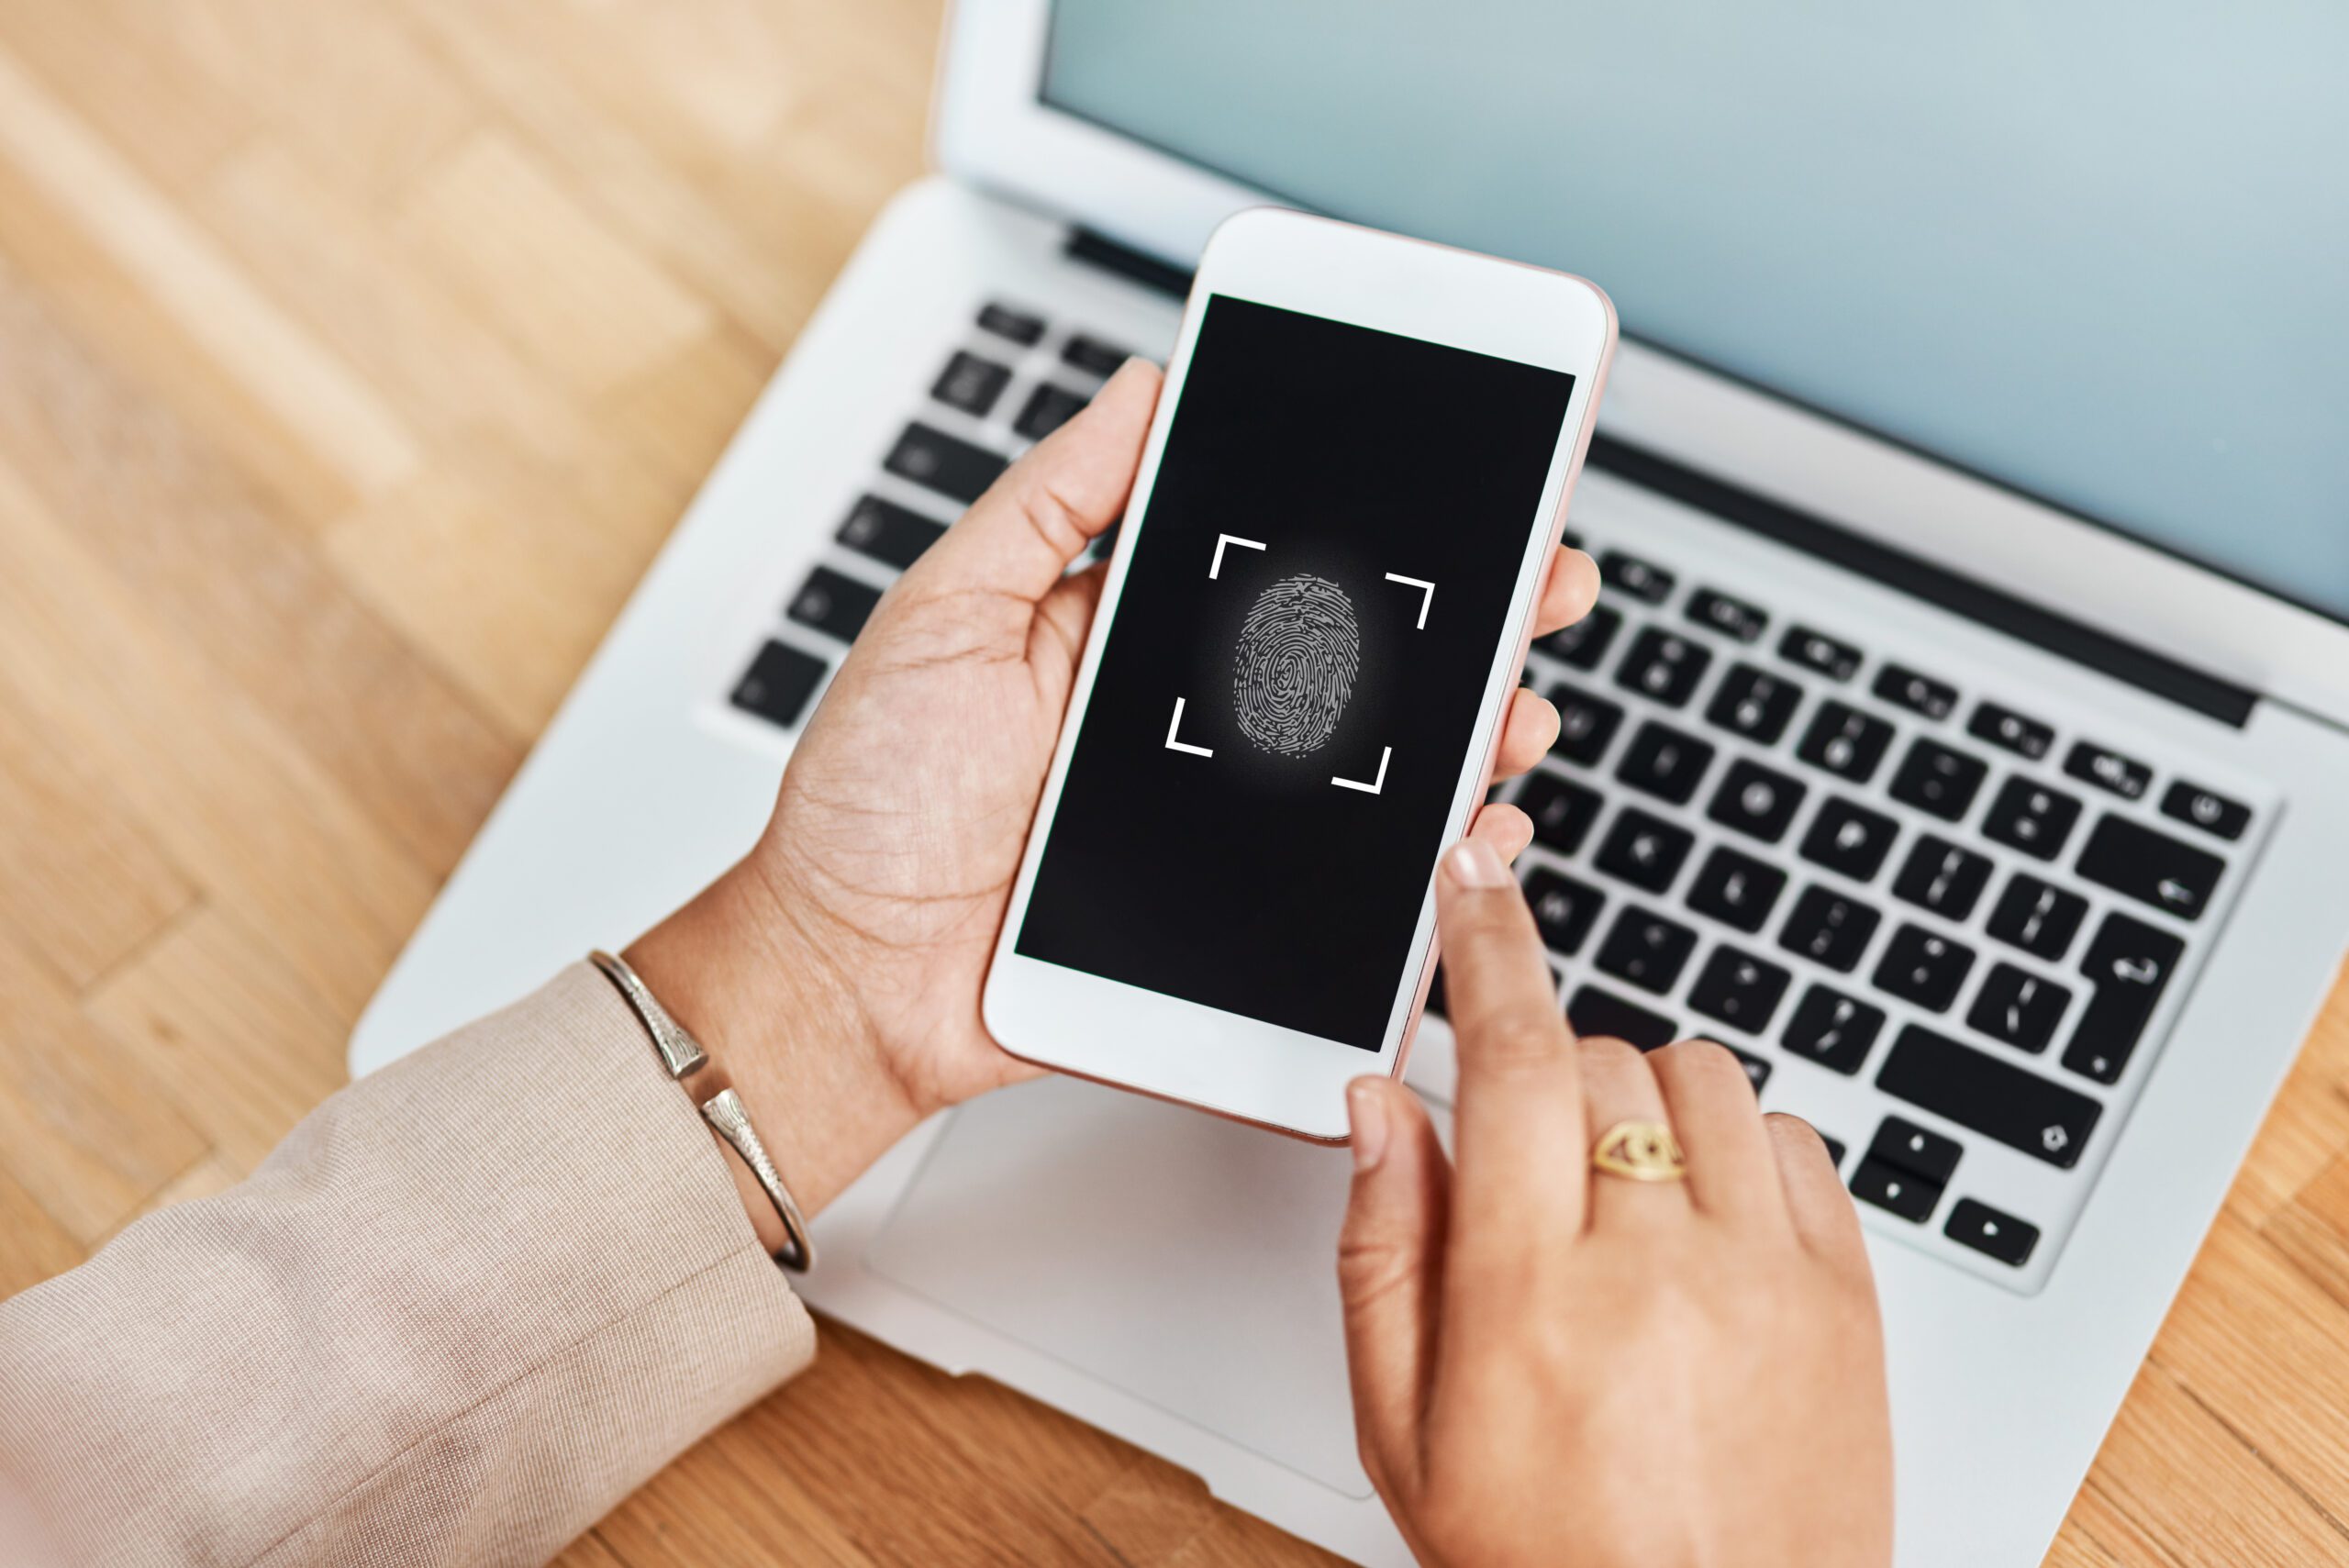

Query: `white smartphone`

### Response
(984, 207, 1617, 1140)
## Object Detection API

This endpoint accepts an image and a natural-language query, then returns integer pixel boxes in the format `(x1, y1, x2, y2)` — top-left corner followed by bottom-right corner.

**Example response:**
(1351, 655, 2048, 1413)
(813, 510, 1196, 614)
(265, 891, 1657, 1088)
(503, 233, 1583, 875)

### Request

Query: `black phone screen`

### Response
(1016, 295, 1576, 1050)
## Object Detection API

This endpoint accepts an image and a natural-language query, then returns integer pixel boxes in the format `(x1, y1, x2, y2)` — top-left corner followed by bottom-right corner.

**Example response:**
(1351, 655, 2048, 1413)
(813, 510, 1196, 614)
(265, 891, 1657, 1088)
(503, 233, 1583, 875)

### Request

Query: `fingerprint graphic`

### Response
(1231, 573, 1361, 756)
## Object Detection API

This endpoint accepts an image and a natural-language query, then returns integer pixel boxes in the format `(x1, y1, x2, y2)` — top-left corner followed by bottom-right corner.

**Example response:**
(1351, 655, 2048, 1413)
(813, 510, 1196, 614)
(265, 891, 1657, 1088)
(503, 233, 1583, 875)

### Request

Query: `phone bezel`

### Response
(982, 206, 1616, 1140)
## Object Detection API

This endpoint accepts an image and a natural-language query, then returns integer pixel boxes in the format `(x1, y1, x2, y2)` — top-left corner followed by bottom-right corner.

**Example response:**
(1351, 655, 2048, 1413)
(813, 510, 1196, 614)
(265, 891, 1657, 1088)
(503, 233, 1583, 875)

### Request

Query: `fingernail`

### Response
(1444, 838, 1508, 890)
(1348, 1080, 1389, 1171)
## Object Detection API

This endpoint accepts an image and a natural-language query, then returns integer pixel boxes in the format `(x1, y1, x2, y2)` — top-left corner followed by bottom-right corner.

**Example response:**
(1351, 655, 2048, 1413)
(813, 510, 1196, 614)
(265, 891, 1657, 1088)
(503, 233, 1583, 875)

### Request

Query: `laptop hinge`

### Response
(1055, 226, 2260, 729)
(1065, 228, 1191, 300)
(1586, 435, 2259, 728)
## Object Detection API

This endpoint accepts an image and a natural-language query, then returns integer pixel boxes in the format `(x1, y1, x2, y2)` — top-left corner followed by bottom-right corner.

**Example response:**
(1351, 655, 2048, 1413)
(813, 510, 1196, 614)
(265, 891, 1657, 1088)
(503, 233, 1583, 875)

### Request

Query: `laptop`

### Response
(350, 4, 2349, 1563)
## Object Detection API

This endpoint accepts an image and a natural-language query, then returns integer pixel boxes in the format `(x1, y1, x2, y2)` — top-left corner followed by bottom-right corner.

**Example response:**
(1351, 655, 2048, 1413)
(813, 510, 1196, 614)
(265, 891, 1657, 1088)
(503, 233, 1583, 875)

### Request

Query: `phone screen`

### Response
(1016, 295, 1576, 1050)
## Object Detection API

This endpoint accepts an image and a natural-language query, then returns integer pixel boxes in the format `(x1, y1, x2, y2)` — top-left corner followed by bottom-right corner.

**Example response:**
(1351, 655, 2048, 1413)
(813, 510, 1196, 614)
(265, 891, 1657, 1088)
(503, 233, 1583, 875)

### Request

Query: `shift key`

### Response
(1876, 1025, 2102, 1168)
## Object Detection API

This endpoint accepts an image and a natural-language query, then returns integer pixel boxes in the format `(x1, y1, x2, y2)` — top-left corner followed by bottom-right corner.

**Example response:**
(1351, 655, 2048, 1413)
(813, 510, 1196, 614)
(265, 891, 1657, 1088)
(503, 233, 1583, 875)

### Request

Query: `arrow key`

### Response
(1945, 1198, 2041, 1267)
(1851, 1157, 1941, 1222)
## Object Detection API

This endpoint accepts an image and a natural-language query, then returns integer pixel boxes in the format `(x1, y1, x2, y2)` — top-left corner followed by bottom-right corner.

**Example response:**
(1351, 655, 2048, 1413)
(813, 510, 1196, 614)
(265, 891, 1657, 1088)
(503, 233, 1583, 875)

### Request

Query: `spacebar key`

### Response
(1876, 1025, 2103, 1169)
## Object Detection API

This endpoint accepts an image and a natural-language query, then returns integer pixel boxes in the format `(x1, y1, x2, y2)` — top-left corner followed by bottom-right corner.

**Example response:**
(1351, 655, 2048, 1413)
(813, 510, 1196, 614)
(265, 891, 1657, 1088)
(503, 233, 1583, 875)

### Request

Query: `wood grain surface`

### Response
(0, 3, 2342, 1563)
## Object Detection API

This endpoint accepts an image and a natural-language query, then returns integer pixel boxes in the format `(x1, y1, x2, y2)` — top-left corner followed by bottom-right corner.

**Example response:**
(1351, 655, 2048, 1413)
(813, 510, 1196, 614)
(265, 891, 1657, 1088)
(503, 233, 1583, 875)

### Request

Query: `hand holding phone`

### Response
(986, 207, 1617, 1137)
(643, 342, 1589, 1215)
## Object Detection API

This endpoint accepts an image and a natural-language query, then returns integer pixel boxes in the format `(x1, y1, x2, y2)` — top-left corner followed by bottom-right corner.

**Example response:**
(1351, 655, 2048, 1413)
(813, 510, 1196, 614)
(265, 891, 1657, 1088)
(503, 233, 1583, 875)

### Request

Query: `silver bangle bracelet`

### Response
(591, 949, 816, 1273)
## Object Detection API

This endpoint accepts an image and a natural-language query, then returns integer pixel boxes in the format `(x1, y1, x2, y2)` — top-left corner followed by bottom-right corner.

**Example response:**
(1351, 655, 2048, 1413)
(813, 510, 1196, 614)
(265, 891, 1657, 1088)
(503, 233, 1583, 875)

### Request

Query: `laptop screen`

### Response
(1042, 2, 2349, 623)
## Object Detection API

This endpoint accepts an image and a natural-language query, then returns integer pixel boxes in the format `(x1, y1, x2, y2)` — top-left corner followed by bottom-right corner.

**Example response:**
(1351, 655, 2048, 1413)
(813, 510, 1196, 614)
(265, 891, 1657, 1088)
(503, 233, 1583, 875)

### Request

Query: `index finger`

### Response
(1431, 840, 1589, 1263)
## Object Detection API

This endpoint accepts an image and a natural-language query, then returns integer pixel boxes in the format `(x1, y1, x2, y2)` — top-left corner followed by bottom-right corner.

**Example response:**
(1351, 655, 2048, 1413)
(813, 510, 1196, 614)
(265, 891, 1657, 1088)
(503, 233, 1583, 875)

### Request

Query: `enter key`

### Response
(2061, 911, 2187, 1085)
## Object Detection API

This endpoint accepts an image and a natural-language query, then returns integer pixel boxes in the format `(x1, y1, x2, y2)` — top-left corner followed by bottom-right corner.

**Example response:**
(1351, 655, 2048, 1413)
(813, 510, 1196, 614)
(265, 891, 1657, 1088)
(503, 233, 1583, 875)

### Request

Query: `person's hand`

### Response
(1338, 838, 1893, 1568)
(631, 360, 1603, 1229)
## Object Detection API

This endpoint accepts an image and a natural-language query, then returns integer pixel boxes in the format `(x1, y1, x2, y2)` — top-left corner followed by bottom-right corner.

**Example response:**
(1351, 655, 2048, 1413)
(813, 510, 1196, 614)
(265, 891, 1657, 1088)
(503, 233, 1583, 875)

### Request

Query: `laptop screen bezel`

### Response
(930, 0, 2349, 727)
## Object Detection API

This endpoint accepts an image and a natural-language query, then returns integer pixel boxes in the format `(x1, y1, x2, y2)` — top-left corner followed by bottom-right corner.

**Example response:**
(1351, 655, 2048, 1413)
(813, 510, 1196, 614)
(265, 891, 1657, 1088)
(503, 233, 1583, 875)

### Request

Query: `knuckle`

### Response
(1468, 1007, 1571, 1072)
(1450, 893, 1533, 941)
(1657, 1036, 1749, 1089)
(1574, 1032, 1643, 1071)
(1763, 1110, 1830, 1153)
(1014, 468, 1095, 557)
(1335, 1229, 1416, 1305)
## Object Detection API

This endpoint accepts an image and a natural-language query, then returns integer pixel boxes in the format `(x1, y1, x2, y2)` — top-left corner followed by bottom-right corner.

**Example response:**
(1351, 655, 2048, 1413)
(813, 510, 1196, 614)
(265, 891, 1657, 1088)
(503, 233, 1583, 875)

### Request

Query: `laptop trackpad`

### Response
(866, 1075, 1384, 1496)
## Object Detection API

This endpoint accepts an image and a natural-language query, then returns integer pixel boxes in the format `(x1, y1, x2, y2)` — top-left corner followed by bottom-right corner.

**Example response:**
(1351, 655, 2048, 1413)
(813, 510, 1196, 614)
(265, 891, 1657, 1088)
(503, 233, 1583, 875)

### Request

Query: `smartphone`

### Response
(984, 207, 1616, 1140)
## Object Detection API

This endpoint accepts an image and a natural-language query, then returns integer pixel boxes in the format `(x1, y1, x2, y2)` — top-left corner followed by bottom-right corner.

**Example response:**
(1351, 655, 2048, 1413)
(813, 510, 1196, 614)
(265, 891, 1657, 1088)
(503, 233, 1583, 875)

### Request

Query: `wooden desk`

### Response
(0, 3, 2342, 1562)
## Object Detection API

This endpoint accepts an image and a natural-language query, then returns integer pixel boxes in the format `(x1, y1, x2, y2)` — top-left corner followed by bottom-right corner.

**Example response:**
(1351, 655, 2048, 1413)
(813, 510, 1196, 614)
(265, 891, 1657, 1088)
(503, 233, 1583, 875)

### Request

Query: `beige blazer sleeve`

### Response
(0, 962, 817, 1568)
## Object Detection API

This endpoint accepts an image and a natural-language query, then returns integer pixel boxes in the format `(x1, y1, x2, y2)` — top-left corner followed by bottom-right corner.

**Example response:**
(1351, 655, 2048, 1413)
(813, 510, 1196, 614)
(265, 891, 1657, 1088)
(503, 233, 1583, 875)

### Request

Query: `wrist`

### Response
(625, 861, 919, 1249)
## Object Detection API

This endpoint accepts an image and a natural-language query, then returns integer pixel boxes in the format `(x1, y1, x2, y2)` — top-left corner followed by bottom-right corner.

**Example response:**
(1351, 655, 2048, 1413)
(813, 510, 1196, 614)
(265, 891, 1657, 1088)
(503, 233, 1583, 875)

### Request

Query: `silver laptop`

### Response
(350, 4, 2349, 1562)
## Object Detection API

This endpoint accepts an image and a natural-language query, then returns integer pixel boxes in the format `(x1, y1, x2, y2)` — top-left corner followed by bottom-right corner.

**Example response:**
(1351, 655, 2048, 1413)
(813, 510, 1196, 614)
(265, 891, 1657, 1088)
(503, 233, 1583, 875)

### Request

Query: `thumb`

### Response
(907, 358, 1160, 606)
(1337, 1075, 1450, 1498)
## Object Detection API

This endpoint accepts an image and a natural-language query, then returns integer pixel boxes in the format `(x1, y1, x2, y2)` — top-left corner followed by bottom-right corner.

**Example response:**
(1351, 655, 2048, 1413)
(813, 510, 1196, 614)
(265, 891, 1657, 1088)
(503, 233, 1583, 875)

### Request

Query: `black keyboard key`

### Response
(1980, 776, 2083, 861)
(2076, 814, 2224, 921)
(1688, 946, 1792, 1033)
(1707, 758, 1806, 843)
(1969, 702, 2055, 761)
(1549, 684, 1626, 766)
(1987, 875, 2089, 962)
(2065, 740, 2153, 801)
(1876, 1025, 2102, 1168)
(1061, 333, 1130, 376)
(1567, 985, 1679, 1051)
(1424, 962, 1446, 1019)
(931, 350, 1011, 417)
(1797, 701, 1894, 784)
(1967, 963, 2072, 1054)
(1871, 1116, 1963, 1184)
(1945, 1198, 2040, 1267)
(1778, 886, 1882, 973)
(1594, 809, 1695, 894)
(1782, 985, 1885, 1074)
(1705, 663, 1804, 744)
(1850, 1158, 1939, 1221)
(1599, 549, 1675, 604)
(1014, 383, 1089, 440)
(787, 566, 882, 641)
(1522, 868, 1608, 956)
(885, 422, 1008, 505)
(1517, 772, 1604, 855)
(1819, 1134, 1849, 1169)
(1687, 587, 1768, 642)
(2061, 912, 2186, 1085)
(1781, 625, 1863, 682)
(1887, 739, 1988, 822)
(836, 495, 947, 570)
(2162, 780, 2252, 842)
(729, 640, 828, 728)
(1874, 924, 1976, 1013)
(1596, 907, 1699, 995)
(1614, 628, 1711, 707)
(976, 301, 1045, 345)
(1617, 721, 1717, 804)
(1800, 797, 1899, 882)
(1537, 603, 1621, 670)
(1875, 662, 1958, 721)
(1685, 847, 1787, 933)
(1892, 836, 1992, 921)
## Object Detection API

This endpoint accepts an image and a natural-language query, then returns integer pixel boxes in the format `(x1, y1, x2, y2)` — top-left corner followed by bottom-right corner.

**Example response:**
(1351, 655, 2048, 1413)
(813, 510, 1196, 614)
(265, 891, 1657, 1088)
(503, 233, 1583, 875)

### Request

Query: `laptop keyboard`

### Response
(1476, 532, 2261, 1288)
(726, 297, 2262, 1294)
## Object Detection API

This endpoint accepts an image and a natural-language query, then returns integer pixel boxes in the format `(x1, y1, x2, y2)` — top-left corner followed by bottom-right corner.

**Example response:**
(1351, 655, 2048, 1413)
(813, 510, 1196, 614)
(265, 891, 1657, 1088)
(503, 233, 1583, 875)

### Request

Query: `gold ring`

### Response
(1590, 1120, 1688, 1182)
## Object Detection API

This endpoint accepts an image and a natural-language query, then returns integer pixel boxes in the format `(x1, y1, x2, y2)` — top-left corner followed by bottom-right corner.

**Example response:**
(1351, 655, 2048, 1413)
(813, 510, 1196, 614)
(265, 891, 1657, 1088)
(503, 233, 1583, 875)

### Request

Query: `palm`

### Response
(760, 562, 1098, 1109)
